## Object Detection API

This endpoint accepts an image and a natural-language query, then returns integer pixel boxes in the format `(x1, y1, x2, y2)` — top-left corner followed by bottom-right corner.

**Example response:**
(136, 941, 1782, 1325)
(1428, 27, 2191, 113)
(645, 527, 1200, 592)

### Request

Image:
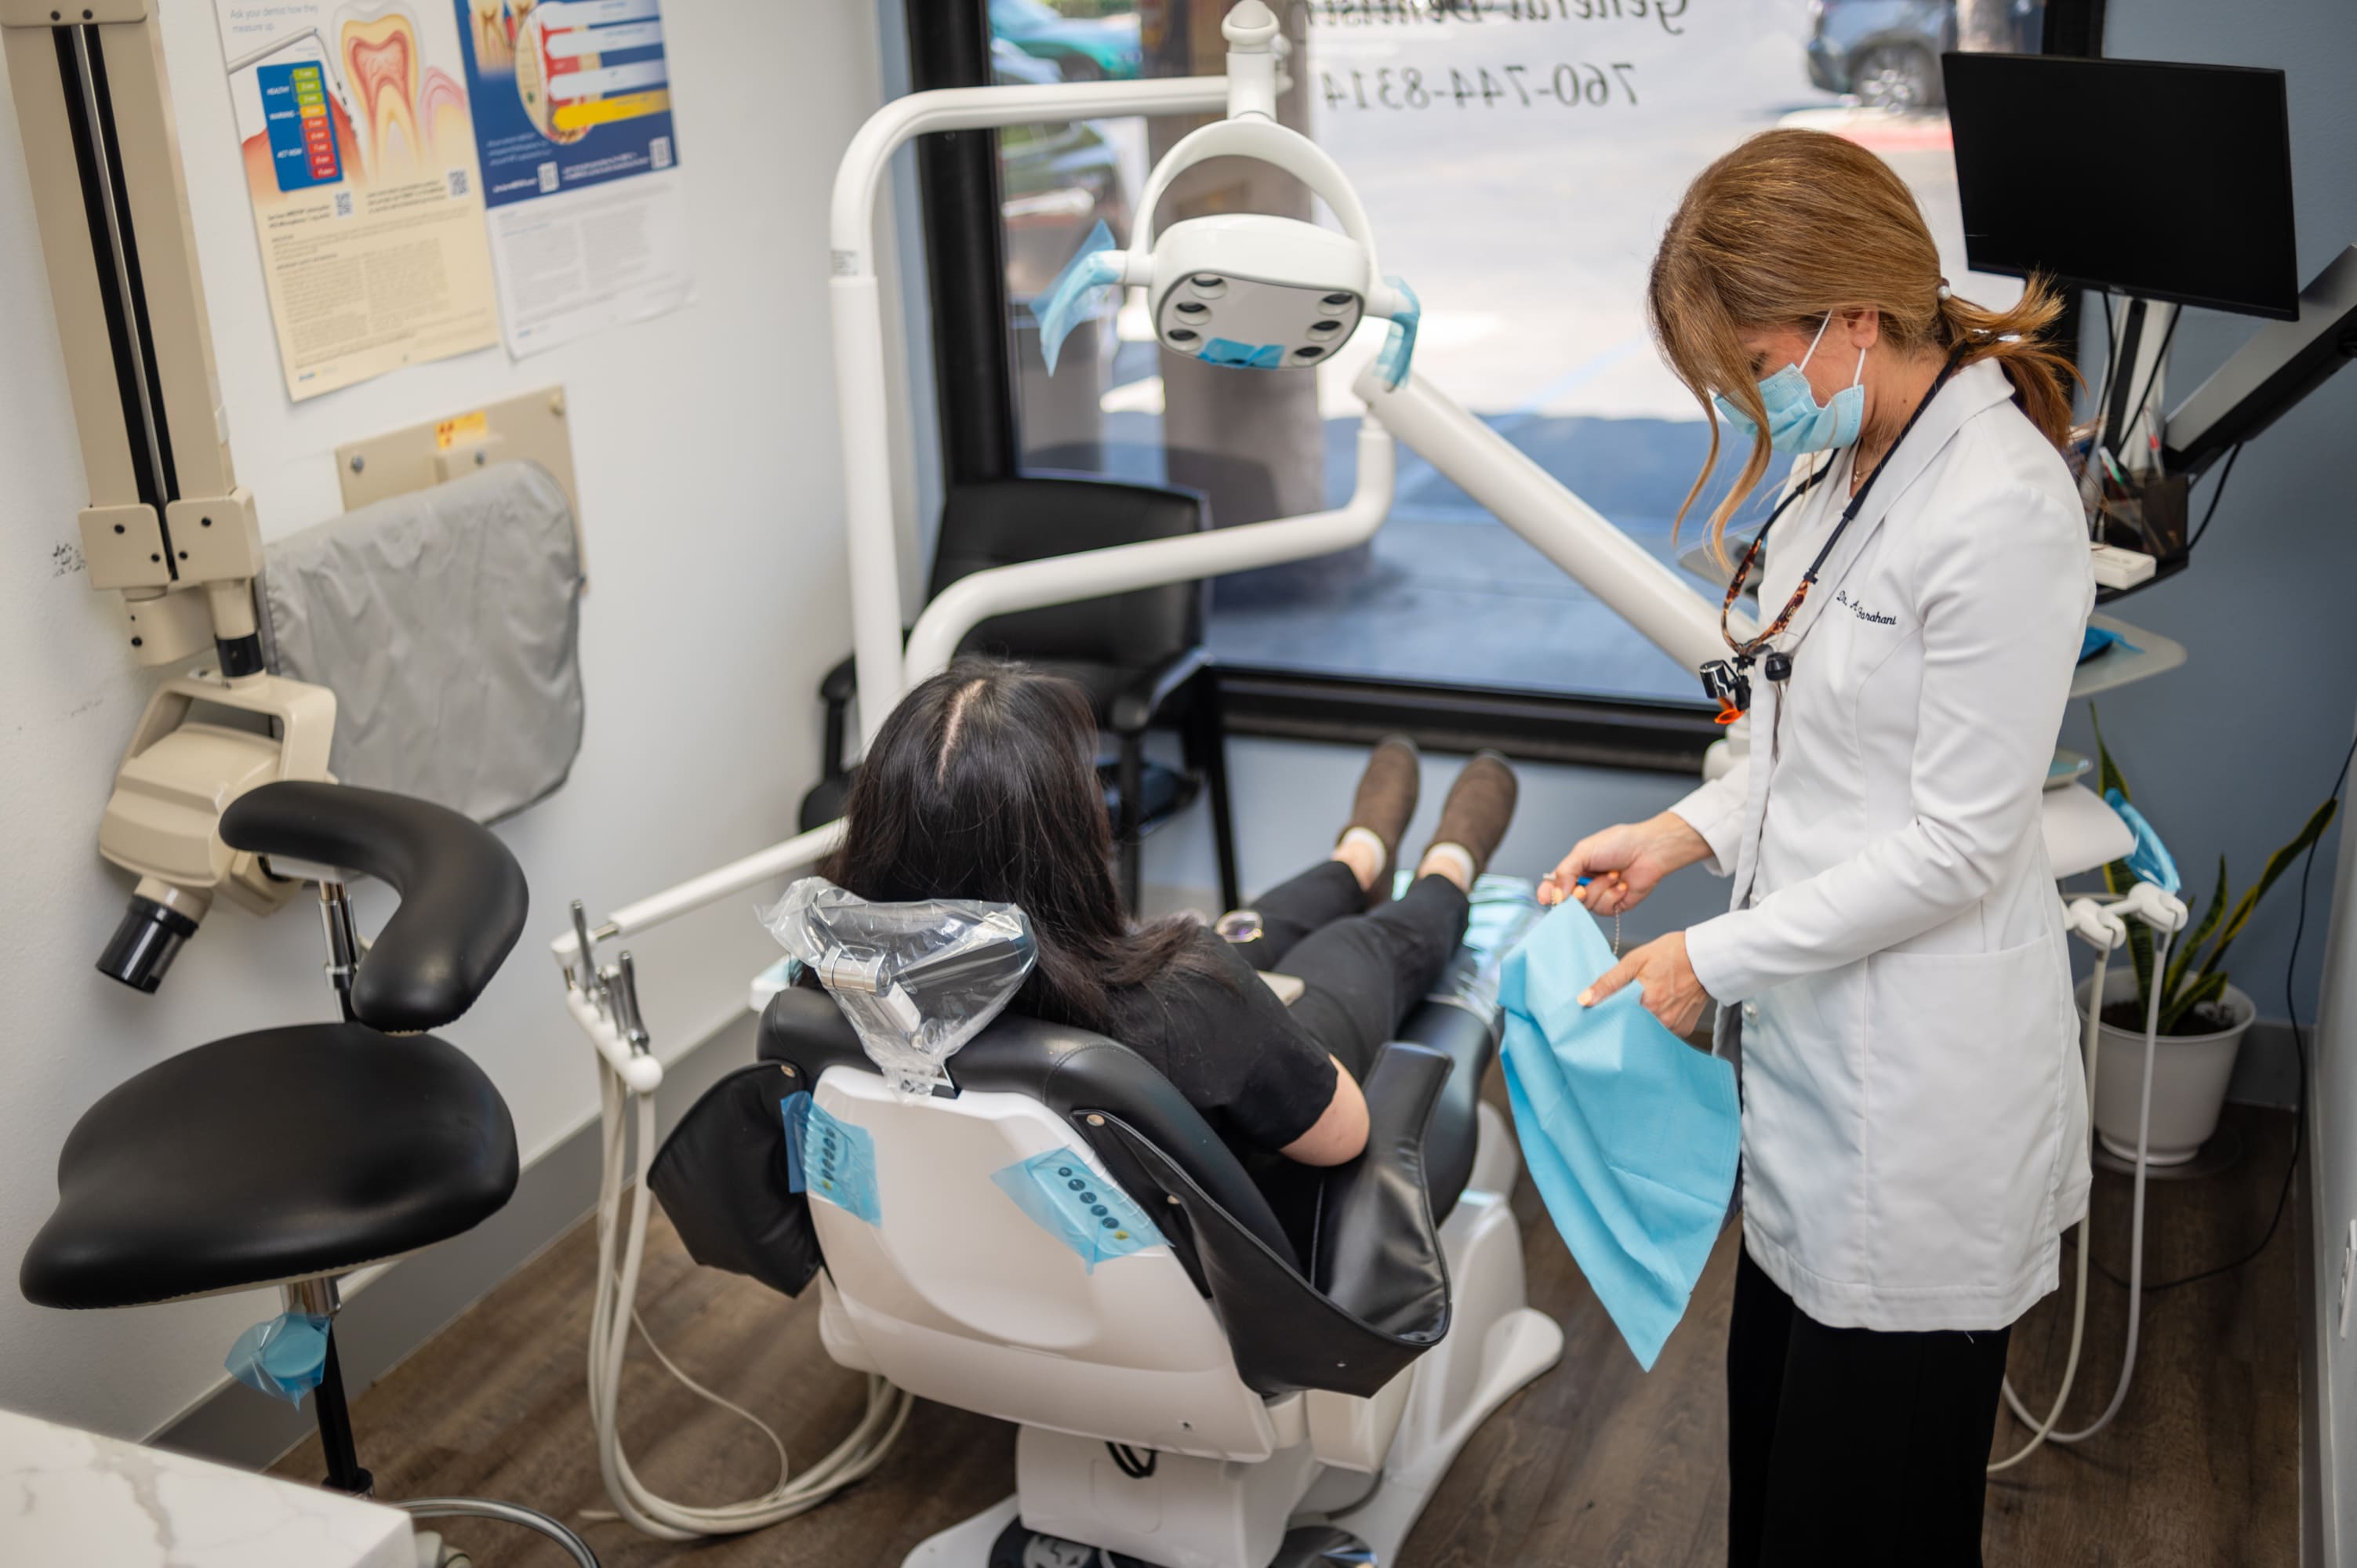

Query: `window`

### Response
(987, 0, 2048, 707)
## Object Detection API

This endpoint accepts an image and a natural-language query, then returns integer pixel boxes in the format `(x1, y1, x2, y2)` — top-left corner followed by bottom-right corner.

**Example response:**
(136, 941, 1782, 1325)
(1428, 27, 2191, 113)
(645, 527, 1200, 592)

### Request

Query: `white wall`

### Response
(0, 5, 885, 1439)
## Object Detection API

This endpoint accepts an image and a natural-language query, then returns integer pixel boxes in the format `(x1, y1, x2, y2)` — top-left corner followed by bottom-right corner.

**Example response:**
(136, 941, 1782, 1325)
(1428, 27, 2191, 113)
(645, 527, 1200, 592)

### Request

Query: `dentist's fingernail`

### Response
(1578, 989, 1595, 1007)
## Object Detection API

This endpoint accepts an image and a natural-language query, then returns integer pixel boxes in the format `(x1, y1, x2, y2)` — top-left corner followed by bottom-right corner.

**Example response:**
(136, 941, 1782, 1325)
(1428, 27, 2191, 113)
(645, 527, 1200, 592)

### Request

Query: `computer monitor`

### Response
(1942, 53, 2299, 321)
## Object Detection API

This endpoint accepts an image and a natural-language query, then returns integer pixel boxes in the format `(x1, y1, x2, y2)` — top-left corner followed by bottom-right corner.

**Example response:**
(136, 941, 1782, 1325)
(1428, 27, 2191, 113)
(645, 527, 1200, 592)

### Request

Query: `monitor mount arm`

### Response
(2163, 243, 2357, 478)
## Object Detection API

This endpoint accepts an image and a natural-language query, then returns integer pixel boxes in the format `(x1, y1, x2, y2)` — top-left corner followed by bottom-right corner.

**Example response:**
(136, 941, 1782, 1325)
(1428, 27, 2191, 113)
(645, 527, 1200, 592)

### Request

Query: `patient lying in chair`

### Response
(818, 658, 1520, 1196)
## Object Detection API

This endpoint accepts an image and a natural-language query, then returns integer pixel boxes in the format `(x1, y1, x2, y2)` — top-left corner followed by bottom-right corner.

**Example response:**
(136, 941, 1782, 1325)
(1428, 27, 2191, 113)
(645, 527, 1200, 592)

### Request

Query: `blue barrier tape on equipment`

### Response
(225, 1312, 331, 1406)
(990, 1148, 1164, 1271)
(782, 1091, 883, 1226)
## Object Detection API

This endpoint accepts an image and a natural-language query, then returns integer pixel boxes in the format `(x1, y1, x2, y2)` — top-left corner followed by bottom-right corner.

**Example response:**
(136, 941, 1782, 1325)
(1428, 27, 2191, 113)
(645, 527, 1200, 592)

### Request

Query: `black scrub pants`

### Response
(1727, 1245, 2013, 1567)
(1229, 860, 1469, 1080)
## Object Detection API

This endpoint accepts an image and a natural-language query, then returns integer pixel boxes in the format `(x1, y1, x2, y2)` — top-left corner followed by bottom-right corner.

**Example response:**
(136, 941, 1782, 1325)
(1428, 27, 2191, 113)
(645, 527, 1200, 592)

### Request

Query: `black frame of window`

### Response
(908, 0, 2111, 773)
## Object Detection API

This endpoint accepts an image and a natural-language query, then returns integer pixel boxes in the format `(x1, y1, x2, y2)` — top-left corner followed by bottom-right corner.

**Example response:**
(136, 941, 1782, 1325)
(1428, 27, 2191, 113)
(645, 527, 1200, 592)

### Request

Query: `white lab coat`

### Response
(1674, 358, 2096, 1333)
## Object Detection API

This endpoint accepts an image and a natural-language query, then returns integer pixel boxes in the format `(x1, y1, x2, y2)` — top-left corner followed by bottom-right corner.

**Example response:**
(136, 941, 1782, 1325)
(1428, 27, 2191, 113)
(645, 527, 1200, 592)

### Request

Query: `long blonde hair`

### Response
(1648, 128, 2079, 561)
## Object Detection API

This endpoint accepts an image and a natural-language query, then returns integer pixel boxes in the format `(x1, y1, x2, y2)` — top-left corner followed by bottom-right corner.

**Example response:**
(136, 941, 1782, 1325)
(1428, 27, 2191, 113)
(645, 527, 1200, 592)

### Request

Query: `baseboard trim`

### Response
(148, 1009, 759, 1474)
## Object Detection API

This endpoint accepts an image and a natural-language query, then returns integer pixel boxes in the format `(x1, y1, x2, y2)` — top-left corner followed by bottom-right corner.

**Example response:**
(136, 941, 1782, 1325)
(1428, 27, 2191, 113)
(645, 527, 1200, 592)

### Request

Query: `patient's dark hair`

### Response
(823, 658, 1224, 1033)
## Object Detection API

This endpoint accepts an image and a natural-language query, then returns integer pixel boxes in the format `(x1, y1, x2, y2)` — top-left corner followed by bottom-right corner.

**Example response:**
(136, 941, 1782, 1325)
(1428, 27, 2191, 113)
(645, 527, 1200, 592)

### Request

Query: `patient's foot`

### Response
(1334, 735, 1421, 904)
(1418, 750, 1518, 892)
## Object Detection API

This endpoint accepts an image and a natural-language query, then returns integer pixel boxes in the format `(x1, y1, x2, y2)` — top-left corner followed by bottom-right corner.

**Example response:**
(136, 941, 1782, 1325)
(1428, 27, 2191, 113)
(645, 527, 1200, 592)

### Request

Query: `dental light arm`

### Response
(903, 420, 1398, 682)
(1354, 361, 1745, 673)
(4, 0, 336, 989)
(829, 72, 1233, 759)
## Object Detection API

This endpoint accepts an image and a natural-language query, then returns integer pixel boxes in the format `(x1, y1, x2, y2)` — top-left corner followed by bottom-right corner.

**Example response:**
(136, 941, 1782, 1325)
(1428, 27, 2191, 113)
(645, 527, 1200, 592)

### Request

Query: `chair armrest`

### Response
(1107, 646, 1210, 735)
(819, 652, 859, 706)
(220, 782, 528, 1032)
(1312, 1041, 1451, 1338)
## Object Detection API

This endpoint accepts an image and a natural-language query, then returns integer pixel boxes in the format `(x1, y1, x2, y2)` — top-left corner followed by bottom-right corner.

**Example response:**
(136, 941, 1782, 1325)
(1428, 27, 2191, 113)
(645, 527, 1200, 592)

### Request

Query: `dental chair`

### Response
(650, 894, 1564, 1567)
(20, 782, 597, 1568)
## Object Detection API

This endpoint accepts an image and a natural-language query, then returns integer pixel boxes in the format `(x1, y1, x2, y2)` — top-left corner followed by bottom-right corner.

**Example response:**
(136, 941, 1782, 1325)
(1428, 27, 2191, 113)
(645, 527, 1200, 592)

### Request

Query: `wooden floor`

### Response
(272, 1101, 2301, 1566)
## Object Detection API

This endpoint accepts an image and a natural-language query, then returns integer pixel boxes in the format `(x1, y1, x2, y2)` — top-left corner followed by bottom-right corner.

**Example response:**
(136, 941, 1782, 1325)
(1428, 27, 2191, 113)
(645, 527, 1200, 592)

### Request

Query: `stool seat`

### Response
(21, 1022, 518, 1310)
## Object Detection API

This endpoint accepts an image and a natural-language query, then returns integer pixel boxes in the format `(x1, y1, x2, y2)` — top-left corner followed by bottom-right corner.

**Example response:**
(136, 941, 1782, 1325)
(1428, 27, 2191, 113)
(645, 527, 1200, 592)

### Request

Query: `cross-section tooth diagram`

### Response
(336, 2, 427, 177)
(214, 0, 499, 397)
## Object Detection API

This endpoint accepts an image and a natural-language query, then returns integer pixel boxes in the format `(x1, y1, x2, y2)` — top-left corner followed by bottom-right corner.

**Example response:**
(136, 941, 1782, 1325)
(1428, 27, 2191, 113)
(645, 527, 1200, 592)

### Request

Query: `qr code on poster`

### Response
(333, 190, 353, 218)
(650, 136, 672, 170)
(447, 167, 470, 198)
(537, 162, 559, 194)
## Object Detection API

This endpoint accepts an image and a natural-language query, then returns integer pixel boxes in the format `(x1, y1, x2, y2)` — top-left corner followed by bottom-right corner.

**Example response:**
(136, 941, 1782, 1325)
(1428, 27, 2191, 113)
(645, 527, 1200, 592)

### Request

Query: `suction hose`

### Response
(583, 1062, 911, 1539)
(1991, 924, 2174, 1469)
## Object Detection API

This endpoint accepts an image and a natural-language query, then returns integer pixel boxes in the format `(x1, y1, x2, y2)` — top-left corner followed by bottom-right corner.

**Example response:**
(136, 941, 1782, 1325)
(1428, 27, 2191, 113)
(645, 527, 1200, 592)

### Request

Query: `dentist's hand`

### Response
(1538, 812, 1712, 916)
(1579, 931, 1711, 1037)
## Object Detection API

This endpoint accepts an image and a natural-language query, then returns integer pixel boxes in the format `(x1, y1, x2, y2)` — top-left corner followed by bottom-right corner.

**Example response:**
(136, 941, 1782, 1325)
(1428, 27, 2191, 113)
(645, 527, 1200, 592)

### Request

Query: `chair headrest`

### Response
(758, 878, 1036, 1097)
(219, 782, 527, 1030)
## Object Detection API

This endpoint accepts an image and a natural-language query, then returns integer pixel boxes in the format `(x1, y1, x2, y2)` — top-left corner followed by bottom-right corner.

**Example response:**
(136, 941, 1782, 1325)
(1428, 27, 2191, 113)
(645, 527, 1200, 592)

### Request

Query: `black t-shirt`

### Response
(1096, 929, 1339, 1157)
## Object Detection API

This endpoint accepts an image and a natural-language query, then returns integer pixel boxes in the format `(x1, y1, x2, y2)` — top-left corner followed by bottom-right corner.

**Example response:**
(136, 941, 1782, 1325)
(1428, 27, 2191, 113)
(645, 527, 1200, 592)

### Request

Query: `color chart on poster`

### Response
(454, 0, 693, 356)
(216, 1, 499, 400)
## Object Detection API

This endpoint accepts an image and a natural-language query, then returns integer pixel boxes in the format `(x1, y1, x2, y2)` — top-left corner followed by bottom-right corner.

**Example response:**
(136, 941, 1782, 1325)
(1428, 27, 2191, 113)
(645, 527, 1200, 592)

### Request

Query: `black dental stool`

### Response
(20, 782, 596, 1568)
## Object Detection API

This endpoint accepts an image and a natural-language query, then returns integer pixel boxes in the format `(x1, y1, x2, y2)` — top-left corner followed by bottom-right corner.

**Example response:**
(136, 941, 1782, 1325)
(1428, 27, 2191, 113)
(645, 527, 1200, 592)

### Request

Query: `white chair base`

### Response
(904, 1102, 1565, 1567)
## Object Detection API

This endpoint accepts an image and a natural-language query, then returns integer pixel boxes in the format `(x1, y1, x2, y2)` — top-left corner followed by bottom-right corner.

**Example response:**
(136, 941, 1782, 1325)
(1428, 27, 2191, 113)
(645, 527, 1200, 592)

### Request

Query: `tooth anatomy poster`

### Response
(216, 1, 500, 400)
(452, 0, 692, 357)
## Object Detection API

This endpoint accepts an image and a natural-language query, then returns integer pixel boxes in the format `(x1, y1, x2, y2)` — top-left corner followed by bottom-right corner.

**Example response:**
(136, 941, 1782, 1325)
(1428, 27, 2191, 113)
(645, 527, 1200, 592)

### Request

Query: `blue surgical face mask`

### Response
(1712, 314, 1867, 454)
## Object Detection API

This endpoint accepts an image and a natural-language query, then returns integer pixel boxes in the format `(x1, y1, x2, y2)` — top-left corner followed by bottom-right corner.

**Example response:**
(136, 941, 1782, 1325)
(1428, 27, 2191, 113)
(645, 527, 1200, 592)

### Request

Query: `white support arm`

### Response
(830, 77, 1229, 753)
(1353, 360, 1745, 673)
(902, 420, 1398, 684)
(548, 819, 847, 970)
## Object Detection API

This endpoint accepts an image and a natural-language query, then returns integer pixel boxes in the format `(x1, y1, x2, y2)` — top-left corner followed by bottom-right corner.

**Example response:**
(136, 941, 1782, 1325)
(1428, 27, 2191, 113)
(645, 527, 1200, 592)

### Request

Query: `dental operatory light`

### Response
(1034, 2, 1422, 389)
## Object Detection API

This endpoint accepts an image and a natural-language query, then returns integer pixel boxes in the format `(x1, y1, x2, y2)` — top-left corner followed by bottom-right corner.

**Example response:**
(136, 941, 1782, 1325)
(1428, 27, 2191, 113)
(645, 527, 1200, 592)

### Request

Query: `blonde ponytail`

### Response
(1933, 278, 2079, 449)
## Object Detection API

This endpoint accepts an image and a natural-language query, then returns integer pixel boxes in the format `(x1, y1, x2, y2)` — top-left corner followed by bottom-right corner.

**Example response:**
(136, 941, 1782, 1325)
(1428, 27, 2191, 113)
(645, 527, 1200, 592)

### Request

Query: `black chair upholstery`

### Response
(25, 782, 530, 1313)
(799, 474, 1240, 914)
(648, 980, 1498, 1401)
(21, 1023, 518, 1309)
(221, 782, 529, 1032)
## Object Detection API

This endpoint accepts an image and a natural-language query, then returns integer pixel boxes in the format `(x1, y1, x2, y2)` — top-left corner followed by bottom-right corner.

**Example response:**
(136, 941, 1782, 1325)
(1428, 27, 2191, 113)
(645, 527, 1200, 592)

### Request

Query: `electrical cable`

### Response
(2094, 292, 2127, 437)
(1106, 1443, 1158, 1480)
(1987, 921, 2116, 1473)
(2000, 926, 2175, 1449)
(2111, 307, 2181, 466)
(581, 1062, 912, 1541)
(2183, 443, 2246, 556)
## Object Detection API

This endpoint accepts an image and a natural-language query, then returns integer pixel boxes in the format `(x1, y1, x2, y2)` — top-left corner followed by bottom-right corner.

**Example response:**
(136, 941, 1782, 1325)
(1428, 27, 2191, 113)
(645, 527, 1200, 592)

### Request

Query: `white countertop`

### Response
(0, 1405, 414, 1568)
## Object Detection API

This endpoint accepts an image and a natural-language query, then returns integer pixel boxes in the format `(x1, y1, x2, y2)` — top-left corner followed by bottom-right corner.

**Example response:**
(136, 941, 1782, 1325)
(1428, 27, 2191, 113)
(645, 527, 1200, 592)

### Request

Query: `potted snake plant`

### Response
(2079, 716, 2337, 1163)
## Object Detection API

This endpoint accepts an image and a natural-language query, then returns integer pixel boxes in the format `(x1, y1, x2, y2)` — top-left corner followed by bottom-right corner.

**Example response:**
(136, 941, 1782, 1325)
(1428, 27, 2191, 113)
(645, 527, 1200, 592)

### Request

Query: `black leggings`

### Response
(1727, 1245, 2012, 1567)
(1227, 860, 1470, 1080)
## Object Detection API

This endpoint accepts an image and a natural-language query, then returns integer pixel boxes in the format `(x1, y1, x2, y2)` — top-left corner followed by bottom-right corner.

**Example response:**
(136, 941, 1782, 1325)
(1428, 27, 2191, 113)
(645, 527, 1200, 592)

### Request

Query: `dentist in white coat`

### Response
(1541, 130, 2096, 1567)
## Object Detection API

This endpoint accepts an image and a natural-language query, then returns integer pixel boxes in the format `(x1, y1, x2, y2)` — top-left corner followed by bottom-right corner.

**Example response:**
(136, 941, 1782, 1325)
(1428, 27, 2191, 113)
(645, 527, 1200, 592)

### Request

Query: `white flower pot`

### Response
(2078, 967, 2254, 1167)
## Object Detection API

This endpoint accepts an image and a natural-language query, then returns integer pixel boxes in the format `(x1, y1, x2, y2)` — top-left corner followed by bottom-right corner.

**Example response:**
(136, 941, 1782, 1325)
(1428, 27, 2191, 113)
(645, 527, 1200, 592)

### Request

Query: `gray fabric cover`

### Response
(263, 461, 584, 825)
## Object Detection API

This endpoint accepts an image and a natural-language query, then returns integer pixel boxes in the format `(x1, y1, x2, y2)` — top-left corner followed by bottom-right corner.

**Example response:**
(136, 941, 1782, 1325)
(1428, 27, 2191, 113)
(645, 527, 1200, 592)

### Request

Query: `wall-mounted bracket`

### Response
(336, 388, 587, 579)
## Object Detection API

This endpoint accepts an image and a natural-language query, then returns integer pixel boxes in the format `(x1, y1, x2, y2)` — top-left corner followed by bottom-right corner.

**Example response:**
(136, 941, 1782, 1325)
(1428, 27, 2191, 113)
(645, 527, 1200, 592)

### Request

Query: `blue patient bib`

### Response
(1499, 902, 1741, 1370)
